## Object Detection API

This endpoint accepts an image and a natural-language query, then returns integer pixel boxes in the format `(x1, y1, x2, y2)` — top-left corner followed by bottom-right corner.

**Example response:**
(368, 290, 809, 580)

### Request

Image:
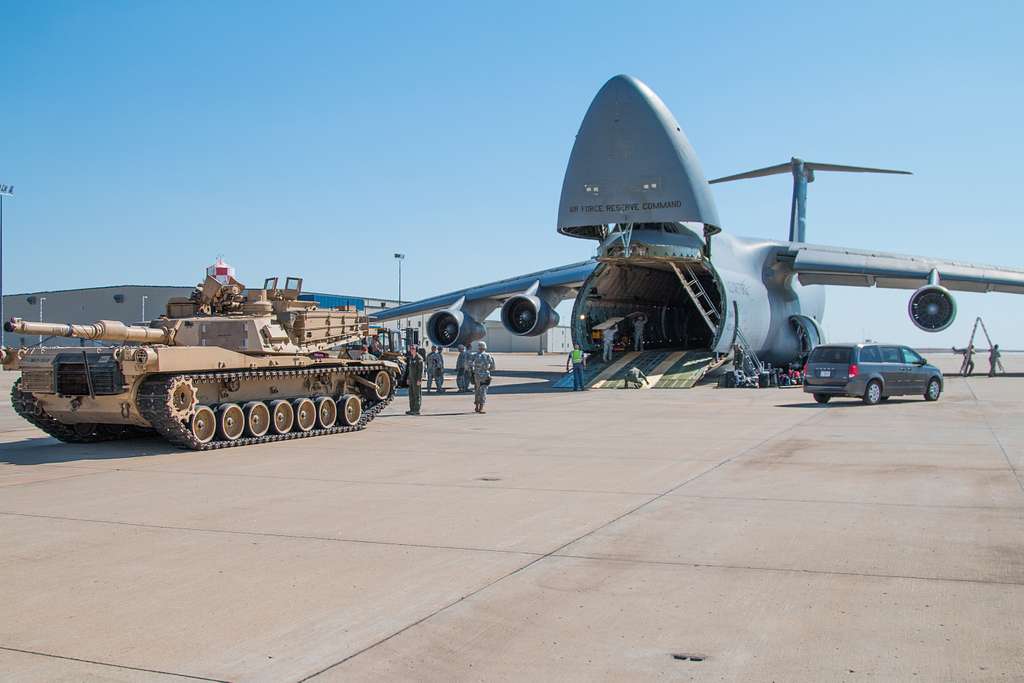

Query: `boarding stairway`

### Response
(668, 261, 763, 376)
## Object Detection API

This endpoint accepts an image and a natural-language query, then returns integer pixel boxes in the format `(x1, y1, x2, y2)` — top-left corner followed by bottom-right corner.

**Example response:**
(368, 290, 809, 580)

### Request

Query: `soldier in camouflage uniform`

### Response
(455, 344, 470, 392)
(405, 345, 424, 415)
(426, 345, 445, 392)
(624, 366, 649, 388)
(465, 343, 479, 390)
(471, 341, 496, 413)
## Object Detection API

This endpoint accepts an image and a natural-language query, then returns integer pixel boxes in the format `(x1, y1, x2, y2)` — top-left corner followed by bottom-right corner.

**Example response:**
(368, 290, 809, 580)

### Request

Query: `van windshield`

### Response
(809, 346, 852, 364)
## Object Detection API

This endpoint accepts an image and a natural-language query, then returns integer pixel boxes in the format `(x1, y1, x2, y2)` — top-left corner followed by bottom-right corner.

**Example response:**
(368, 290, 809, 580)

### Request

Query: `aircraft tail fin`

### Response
(708, 158, 911, 242)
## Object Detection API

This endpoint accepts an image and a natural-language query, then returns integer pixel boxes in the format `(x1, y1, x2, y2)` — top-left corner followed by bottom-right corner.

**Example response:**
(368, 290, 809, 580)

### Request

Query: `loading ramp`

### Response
(653, 351, 726, 388)
(552, 350, 725, 390)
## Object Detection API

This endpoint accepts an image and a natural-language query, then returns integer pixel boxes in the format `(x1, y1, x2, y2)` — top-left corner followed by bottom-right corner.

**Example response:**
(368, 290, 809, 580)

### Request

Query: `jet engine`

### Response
(500, 295, 560, 337)
(427, 307, 485, 347)
(908, 284, 956, 332)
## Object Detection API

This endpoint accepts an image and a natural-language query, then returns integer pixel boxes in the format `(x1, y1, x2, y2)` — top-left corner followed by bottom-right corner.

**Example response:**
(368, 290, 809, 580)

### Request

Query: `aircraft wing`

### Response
(784, 244, 1024, 294)
(370, 260, 598, 321)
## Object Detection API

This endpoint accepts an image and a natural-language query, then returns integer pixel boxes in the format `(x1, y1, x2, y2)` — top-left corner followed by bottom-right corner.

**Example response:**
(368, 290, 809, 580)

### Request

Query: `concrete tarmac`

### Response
(0, 352, 1021, 681)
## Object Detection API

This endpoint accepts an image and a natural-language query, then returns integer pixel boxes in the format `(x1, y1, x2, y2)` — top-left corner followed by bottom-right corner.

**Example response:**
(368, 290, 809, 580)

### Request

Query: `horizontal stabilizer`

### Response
(709, 160, 911, 184)
(708, 157, 912, 243)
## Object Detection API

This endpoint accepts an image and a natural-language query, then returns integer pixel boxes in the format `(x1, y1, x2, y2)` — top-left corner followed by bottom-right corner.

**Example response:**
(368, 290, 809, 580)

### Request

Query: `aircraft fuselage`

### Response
(570, 224, 825, 365)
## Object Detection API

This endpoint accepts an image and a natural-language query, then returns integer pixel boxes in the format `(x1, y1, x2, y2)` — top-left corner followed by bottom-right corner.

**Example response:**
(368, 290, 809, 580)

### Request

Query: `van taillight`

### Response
(802, 361, 808, 375)
(848, 363, 859, 378)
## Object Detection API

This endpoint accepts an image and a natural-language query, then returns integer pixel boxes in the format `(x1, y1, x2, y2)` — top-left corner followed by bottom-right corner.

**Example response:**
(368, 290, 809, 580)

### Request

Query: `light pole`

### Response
(0, 182, 13, 347)
(38, 296, 46, 345)
(394, 253, 405, 303)
(141, 295, 148, 322)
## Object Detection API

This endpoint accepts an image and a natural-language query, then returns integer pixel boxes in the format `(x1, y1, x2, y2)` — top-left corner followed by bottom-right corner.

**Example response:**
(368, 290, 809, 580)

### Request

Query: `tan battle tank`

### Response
(1, 274, 398, 450)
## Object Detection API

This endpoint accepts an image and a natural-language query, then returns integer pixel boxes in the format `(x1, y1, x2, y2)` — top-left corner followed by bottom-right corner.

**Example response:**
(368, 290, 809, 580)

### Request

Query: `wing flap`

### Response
(789, 245, 1024, 294)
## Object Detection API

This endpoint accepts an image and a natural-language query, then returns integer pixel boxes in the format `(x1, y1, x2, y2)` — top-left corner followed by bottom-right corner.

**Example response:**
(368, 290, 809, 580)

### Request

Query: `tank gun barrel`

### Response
(4, 318, 173, 344)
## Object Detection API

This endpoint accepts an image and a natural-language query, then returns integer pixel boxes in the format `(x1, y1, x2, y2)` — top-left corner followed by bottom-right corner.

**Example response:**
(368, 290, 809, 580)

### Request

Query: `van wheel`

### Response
(863, 380, 883, 405)
(924, 377, 941, 402)
(813, 393, 831, 404)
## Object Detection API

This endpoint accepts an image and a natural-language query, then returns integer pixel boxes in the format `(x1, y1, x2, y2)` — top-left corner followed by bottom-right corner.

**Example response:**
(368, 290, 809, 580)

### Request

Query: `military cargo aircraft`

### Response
(373, 75, 1024, 367)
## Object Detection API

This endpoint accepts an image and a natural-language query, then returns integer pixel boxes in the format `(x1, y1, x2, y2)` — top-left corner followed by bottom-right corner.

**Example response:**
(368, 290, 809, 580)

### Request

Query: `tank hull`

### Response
(9, 345, 398, 450)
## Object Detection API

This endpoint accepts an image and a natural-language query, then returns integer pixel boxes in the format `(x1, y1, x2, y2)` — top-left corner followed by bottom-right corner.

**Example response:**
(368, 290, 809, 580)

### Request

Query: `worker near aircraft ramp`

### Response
(633, 314, 647, 351)
(602, 327, 616, 362)
(406, 345, 424, 415)
(471, 341, 496, 413)
(625, 366, 649, 389)
(566, 343, 587, 391)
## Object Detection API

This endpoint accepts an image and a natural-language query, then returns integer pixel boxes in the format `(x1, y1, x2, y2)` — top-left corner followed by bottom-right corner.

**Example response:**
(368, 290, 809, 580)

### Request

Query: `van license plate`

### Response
(819, 369, 832, 377)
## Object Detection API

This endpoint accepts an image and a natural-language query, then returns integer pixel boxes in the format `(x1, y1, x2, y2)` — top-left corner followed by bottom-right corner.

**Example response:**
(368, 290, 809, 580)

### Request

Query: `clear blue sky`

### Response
(3, 1, 1022, 346)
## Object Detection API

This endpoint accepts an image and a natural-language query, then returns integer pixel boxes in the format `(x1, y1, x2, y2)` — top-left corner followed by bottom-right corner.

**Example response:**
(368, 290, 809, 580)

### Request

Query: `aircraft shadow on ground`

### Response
(409, 369, 568, 396)
(0, 435, 181, 465)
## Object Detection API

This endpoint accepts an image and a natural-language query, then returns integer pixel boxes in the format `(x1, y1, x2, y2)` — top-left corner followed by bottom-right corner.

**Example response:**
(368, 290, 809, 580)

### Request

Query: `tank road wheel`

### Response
(292, 398, 317, 432)
(243, 401, 271, 437)
(339, 394, 362, 426)
(191, 406, 217, 444)
(168, 377, 199, 421)
(270, 400, 294, 434)
(371, 370, 393, 401)
(315, 397, 338, 429)
(217, 403, 245, 441)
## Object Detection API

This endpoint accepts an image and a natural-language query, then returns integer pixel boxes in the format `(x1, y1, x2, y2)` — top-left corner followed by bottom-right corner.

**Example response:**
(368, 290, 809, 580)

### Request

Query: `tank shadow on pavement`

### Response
(0, 435, 180, 465)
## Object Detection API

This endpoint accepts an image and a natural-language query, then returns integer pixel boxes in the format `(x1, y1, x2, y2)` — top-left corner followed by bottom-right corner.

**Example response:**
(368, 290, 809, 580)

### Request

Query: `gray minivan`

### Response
(803, 343, 943, 405)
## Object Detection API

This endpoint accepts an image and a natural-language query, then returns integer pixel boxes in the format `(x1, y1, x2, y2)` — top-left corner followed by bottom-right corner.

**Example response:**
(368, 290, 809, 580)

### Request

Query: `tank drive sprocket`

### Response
(166, 376, 199, 422)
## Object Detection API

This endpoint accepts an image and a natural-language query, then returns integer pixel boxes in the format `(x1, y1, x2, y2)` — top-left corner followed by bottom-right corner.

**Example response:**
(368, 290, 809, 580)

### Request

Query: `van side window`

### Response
(880, 346, 902, 363)
(901, 347, 924, 364)
(859, 346, 881, 362)
(809, 346, 851, 364)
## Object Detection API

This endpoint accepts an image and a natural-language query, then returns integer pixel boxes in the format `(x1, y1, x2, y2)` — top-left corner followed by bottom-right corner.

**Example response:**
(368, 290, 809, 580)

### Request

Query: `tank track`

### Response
(136, 364, 396, 451)
(9, 379, 150, 443)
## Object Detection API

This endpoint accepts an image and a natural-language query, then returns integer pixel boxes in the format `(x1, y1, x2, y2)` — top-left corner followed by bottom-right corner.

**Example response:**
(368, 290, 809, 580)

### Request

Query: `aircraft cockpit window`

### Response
(285, 277, 302, 292)
(263, 277, 279, 291)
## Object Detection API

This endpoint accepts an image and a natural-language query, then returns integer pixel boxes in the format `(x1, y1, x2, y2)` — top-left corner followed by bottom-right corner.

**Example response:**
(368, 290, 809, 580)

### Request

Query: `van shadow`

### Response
(0, 434, 182, 465)
(776, 398, 925, 409)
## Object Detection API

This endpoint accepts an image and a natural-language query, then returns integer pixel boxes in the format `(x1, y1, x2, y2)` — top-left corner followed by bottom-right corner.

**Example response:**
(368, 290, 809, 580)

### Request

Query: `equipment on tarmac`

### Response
(963, 316, 994, 352)
(953, 317, 994, 377)
(1, 272, 399, 450)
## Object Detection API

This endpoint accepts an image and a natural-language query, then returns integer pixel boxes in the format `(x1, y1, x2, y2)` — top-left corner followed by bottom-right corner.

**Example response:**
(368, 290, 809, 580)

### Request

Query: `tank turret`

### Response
(3, 267, 398, 451)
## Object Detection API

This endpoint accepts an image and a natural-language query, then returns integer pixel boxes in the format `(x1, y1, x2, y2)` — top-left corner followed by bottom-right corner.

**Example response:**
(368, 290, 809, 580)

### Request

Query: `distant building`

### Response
(2, 286, 570, 353)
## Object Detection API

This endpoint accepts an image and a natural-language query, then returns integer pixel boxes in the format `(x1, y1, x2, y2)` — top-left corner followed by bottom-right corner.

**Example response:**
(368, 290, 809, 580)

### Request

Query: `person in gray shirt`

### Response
(989, 344, 1005, 377)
